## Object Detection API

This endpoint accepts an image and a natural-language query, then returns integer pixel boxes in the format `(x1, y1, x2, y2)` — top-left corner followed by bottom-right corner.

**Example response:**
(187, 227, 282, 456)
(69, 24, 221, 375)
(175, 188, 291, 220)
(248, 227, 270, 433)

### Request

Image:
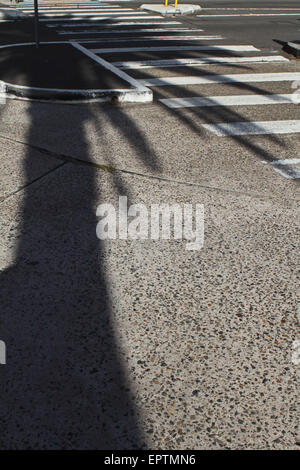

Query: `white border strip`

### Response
(40, 16, 162, 21)
(60, 34, 223, 41)
(202, 120, 300, 136)
(38, 12, 152, 16)
(261, 159, 300, 179)
(114, 55, 289, 69)
(160, 93, 295, 109)
(197, 13, 300, 17)
(139, 72, 300, 87)
(263, 158, 300, 165)
(47, 21, 182, 27)
(58, 27, 201, 35)
(70, 41, 152, 102)
(92, 44, 259, 54)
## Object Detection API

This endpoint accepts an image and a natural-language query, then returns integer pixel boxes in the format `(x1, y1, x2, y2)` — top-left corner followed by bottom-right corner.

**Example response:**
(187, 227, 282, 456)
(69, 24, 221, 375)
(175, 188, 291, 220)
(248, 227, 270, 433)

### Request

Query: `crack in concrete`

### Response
(0, 160, 67, 204)
(0, 133, 298, 203)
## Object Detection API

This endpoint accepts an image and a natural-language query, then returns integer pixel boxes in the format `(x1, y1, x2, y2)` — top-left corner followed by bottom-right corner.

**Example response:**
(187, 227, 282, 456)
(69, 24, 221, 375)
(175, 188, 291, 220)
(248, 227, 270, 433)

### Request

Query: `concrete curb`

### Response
(0, 8, 25, 19)
(1, 81, 152, 104)
(140, 4, 201, 16)
(0, 42, 153, 104)
(284, 41, 300, 58)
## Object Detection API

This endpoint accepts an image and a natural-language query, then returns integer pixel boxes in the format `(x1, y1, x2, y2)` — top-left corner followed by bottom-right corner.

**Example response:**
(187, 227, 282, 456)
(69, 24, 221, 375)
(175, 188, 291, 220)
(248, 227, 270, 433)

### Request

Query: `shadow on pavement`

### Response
(0, 19, 162, 449)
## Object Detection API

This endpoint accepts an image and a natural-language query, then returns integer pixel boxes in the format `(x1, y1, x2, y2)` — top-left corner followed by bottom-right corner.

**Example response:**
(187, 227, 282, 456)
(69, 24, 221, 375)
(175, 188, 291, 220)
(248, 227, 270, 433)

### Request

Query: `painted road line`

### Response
(28, 9, 135, 14)
(21, 5, 126, 8)
(38, 12, 152, 16)
(202, 120, 300, 136)
(20, 5, 124, 7)
(40, 16, 162, 22)
(160, 94, 296, 109)
(114, 55, 289, 69)
(22, 8, 133, 12)
(202, 7, 300, 10)
(19, 3, 112, 5)
(59, 33, 223, 41)
(58, 28, 203, 34)
(139, 72, 300, 87)
(70, 41, 152, 102)
(197, 13, 300, 17)
(47, 21, 182, 27)
(271, 167, 300, 179)
(18, 1, 121, 3)
(261, 159, 300, 179)
(263, 158, 300, 166)
(92, 45, 259, 54)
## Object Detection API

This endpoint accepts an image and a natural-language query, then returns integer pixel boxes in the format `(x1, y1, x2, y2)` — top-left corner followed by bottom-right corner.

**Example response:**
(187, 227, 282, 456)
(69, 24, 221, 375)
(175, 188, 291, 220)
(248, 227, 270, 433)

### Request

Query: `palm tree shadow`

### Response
(0, 37, 159, 452)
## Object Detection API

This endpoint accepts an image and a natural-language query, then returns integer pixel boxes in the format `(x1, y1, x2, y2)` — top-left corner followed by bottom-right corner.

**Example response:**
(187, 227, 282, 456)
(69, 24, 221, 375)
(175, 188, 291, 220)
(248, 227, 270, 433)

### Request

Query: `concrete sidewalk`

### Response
(0, 97, 299, 449)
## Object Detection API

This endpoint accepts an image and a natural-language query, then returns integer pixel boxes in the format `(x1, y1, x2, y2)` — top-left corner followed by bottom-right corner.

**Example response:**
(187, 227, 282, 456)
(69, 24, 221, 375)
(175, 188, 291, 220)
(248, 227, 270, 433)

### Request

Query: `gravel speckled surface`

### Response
(0, 157, 298, 449)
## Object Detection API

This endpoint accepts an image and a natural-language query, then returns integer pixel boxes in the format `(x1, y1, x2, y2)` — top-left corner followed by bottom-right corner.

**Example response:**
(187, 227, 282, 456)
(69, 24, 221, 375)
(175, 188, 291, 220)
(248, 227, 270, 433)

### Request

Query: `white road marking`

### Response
(114, 55, 289, 69)
(202, 120, 300, 136)
(23, 8, 132, 12)
(202, 7, 300, 10)
(59, 33, 223, 42)
(160, 94, 296, 109)
(261, 158, 300, 179)
(197, 13, 300, 17)
(92, 45, 259, 54)
(70, 41, 152, 101)
(271, 168, 300, 179)
(291, 340, 300, 364)
(262, 158, 300, 166)
(139, 72, 300, 87)
(39, 12, 151, 17)
(47, 21, 181, 27)
(58, 28, 201, 35)
(40, 16, 162, 22)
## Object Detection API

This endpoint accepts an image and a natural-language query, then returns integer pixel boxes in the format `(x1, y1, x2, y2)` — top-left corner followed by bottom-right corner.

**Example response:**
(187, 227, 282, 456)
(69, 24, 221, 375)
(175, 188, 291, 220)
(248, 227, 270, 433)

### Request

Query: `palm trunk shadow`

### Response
(0, 61, 144, 452)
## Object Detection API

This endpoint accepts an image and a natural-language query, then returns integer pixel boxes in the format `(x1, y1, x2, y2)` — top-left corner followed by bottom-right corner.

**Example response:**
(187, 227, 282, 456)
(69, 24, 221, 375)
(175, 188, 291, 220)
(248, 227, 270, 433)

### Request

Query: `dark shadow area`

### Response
(0, 12, 163, 451)
(0, 43, 131, 89)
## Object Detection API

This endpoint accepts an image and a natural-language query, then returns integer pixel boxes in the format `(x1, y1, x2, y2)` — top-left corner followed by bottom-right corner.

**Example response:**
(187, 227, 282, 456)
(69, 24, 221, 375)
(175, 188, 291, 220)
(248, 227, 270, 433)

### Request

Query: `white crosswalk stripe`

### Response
(57, 27, 200, 34)
(138, 73, 300, 87)
(112, 56, 289, 69)
(197, 13, 300, 17)
(159, 94, 296, 109)
(46, 22, 182, 27)
(47, 22, 183, 27)
(201, 121, 300, 136)
(59, 35, 224, 42)
(40, 16, 163, 22)
(21, 8, 133, 12)
(59, 31, 216, 38)
(92, 45, 260, 54)
(261, 158, 300, 179)
(39, 12, 149, 16)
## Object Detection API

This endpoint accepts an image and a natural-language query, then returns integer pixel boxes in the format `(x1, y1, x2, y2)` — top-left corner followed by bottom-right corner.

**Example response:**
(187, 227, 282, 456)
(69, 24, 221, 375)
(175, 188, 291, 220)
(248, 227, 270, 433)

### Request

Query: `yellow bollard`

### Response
(174, 0, 178, 7)
(165, 0, 168, 6)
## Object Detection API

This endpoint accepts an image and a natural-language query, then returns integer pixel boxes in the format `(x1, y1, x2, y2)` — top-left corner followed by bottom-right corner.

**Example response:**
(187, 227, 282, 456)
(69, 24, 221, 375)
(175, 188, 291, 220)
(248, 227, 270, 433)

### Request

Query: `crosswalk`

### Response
(15, 1, 300, 179)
